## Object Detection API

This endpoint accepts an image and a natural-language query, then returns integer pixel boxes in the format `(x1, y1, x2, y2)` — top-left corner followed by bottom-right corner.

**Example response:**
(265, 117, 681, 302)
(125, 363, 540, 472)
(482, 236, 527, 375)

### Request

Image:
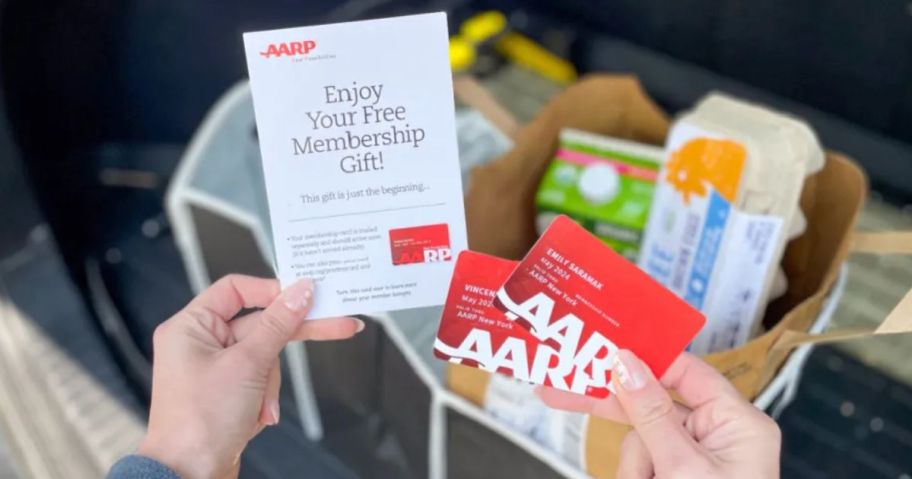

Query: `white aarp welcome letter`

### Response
(243, 13, 467, 318)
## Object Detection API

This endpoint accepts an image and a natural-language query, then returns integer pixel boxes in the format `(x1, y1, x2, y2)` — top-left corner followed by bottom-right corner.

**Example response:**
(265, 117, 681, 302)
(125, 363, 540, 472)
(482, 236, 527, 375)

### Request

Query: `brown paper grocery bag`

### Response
(760, 231, 912, 383)
(459, 74, 866, 395)
(449, 74, 912, 478)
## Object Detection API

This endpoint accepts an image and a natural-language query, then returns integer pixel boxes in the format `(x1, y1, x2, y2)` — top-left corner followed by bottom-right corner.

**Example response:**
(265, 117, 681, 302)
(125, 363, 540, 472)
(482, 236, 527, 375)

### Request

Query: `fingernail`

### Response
(269, 399, 280, 425)
(612, 350, 646, 391)
(354, 318, 365, 333)
(282, 279, 314, 311)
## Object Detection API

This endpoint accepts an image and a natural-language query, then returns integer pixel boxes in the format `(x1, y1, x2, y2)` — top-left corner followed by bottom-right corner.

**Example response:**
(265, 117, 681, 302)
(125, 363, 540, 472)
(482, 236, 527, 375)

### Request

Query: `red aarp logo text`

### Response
(260, 40, 316, 58)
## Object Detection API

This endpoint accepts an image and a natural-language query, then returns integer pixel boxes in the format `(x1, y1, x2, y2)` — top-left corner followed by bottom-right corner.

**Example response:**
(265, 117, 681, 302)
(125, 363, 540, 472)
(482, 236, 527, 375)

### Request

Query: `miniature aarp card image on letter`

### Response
(389, 224, 451, 265)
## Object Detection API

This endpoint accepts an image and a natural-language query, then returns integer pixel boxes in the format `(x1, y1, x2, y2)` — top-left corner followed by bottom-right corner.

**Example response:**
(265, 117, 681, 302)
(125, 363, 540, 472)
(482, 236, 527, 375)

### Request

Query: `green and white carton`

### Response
(535, 129, 664, 260)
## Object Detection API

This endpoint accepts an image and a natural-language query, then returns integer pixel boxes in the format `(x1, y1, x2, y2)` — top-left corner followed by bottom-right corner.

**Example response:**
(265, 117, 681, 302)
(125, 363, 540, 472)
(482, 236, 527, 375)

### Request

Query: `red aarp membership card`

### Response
(389, 223, 452, 266)
(434, 216, 704, 398)
(433, 251, 541, 368)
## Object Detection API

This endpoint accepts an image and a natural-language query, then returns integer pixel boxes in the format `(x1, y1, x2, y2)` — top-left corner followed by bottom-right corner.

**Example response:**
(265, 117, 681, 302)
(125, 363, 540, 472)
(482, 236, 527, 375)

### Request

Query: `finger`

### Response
(231, 313, 365, 342)
(616, 432, 653, 479)
(536, 386, 690, 424)
(227, 460, 241, 479)
(297, 317, 365, 340)
(658, 352, 743, 409)
(258, 361, 282, 426)
(251, 422, 267, 440)
(229, 311, 263, 340)
(238, 278, 314, 364)
(590, 395, 691, 425)
(612, 349, 700, 471)
(535, 386, 597, 414)
(185, 275, 280, 321)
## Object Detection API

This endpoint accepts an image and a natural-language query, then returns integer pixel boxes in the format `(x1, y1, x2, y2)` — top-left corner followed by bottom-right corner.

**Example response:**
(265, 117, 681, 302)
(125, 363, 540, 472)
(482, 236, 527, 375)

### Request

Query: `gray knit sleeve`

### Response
(107, 455, 182, 479)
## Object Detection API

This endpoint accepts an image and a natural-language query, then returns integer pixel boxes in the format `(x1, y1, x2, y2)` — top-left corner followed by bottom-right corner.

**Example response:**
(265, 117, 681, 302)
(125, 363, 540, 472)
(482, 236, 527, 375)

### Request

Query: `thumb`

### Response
(612, 349, 701, 473)
(240, 278, 314, 365)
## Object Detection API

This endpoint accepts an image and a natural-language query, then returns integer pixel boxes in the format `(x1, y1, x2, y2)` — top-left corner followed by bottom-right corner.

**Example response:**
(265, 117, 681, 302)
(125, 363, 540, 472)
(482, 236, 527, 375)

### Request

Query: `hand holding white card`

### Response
(243, 13, 467, 319)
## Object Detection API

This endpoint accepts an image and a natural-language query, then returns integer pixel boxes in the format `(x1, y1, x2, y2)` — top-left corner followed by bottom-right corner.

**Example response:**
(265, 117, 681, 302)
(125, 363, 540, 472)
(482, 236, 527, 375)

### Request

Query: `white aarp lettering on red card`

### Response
(494, 215, 704, 397)
(433, 217, 705, 398)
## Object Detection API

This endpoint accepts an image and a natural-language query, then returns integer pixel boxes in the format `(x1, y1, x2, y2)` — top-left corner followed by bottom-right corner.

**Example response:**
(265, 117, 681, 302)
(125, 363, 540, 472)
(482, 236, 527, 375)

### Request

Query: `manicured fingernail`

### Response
(612, 350, 646, 391)
(282, 279, 314, 311)
(270, 399, 280, 425)
(354, 318, 365, 333)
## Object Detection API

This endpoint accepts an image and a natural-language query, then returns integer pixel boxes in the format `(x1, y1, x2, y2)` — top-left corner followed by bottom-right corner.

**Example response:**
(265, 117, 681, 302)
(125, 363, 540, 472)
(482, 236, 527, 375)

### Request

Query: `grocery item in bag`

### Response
(482, 373, 590, 468)
(638, 94, 823, 354)
(536, 129, 664, 260)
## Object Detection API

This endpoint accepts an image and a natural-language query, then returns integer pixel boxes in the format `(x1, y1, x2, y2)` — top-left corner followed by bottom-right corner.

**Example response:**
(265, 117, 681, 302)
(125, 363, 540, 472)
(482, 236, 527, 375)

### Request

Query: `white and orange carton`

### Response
(639, 94, 823, 354)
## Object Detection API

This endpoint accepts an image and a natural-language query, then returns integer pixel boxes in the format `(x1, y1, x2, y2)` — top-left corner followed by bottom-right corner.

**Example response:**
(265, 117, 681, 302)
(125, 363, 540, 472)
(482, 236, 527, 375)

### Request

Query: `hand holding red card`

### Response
(434, 215, 705, 398)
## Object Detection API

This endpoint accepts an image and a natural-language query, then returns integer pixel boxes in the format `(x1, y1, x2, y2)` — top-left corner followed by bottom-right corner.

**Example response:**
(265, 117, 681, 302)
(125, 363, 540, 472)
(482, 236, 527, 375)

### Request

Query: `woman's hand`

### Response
(538, 350, 781, 479)
(137, 275, 363, 479)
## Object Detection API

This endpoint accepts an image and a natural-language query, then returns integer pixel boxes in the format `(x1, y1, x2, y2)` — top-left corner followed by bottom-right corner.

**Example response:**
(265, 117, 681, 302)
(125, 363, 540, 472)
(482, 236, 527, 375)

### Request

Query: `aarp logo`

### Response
(260, 40, 316, 59)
